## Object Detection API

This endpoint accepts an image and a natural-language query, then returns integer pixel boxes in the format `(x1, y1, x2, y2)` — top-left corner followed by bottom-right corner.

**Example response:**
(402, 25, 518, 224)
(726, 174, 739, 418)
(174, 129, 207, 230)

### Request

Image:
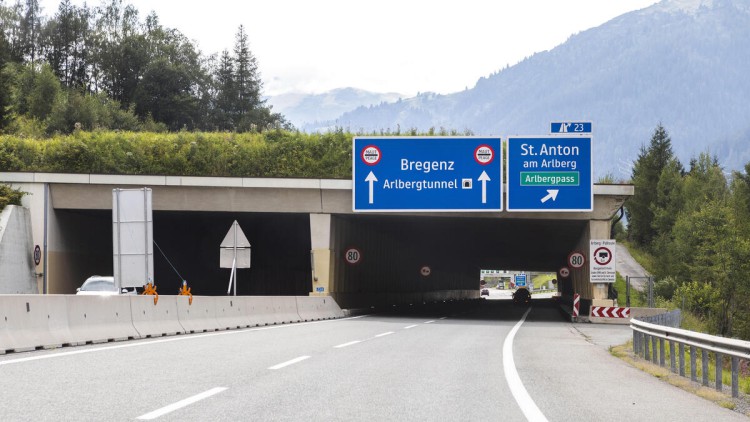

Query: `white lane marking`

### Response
(439, 317, 447, 320)
(269, 355, 311, 370)
(424, 320, 436, 324)
(334, 340, 362, 349)
(0, 315, 367, 367)
(503, 308, 548, 422)
(375, 332, 394, 338)
(136, 387, 227, 420)
(404, 324, 418, 329)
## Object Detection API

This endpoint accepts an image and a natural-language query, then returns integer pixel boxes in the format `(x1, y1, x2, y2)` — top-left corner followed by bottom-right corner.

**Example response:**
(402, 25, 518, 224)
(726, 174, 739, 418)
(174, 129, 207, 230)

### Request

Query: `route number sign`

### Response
(344, 247, 362, 265)
(568, 251, 585, 269)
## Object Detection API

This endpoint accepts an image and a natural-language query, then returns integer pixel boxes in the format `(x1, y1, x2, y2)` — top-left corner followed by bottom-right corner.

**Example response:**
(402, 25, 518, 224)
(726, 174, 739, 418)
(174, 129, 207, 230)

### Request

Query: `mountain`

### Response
(267, 88, 403, 129)
(315, 0, 750, 178)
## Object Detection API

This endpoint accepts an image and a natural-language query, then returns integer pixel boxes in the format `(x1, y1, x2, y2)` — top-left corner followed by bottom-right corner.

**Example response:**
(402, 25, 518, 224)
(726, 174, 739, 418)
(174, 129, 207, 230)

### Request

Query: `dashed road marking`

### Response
(334, 340, 362, 349)
(136, 387, 227, 420)
(269, 356, 311, 370)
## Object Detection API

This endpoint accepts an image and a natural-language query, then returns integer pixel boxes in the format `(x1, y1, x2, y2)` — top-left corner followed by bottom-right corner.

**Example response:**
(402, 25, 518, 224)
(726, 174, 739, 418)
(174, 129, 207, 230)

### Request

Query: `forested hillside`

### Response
(626, 125, 750, 338)
(0, 0, 287, 135)
(322, 0, 750, 178)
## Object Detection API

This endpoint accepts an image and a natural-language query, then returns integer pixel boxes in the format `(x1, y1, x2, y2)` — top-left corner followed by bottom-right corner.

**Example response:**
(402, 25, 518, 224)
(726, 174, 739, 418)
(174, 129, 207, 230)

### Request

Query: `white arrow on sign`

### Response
(365, 171, 378, 204)
(541, 189, 559, 203)
(478, 171, 490, 204)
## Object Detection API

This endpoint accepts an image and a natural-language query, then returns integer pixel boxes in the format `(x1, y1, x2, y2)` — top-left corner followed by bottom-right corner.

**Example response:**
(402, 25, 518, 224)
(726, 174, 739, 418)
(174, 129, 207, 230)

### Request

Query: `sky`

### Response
(39, 0, 660, 97)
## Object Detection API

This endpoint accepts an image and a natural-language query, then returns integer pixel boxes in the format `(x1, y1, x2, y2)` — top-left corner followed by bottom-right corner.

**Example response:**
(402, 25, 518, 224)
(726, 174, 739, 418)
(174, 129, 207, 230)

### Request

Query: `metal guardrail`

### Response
(631, 317, 750, 398)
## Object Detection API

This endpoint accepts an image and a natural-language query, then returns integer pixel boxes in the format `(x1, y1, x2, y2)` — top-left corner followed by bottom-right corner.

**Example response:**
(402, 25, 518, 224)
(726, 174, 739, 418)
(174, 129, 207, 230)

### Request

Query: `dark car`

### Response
(512, 288, 531, 305)
(480, 288, 490, 297)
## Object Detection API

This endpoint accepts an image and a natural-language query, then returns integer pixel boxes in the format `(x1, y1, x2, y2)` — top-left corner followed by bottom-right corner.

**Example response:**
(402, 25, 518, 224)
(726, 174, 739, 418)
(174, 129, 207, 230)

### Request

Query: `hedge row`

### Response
(0, 130, 353, 179)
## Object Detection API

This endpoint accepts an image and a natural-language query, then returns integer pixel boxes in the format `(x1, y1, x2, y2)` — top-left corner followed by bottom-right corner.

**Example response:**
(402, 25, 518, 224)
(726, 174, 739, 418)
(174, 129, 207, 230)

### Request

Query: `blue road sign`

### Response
(515, 274, 527, 287)
(551, 122, 592, 134)
(506, 136, 593, 212)
(353, 137, 502, 212)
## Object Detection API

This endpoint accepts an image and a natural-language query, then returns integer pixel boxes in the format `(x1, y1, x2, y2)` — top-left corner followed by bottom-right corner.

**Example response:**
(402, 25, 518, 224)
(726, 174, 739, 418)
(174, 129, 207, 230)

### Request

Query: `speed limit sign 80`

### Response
(344, 247, 362, 265)
(568, 251, 585, 269)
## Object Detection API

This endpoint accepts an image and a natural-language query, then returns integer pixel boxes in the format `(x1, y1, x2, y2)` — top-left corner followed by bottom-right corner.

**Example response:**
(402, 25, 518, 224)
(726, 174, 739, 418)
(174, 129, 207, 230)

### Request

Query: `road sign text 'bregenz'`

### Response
(353, 137, 502, 212)
(506, 136, 592, 212)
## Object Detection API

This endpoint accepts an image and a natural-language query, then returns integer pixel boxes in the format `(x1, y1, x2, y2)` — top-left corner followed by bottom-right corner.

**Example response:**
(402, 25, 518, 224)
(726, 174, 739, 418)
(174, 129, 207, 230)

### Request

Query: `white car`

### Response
(76, 276, 136, 295)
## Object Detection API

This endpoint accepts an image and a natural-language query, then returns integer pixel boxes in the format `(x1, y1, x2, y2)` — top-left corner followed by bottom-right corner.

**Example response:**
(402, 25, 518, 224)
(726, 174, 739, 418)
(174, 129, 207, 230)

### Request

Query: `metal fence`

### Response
(631, 317, 750, 398)
(625, 276, 654, 307)
(638, 309, 681, 328)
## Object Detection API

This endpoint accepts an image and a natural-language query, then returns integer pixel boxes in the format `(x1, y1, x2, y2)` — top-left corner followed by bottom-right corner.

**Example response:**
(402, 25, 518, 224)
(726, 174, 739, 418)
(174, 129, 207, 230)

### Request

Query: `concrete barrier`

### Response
(0, 294, 347, 353)
(316, 296, 344, 319)
(271, 296, 302, 324)
(244, 297, 278, 326)
(130, 295, 185, 338)
(296, 296, 343, 321)
(0, 295, 71, 353)
(176, 296, 218, 333)
(215, 297, 252, 329)
(65, 295, 140, 344)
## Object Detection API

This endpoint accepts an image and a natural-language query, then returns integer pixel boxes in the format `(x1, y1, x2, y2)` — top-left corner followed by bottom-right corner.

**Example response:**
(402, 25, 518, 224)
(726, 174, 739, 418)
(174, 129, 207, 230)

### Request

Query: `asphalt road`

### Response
(0, 299, 744, 422)
(616, 243, 650, 291)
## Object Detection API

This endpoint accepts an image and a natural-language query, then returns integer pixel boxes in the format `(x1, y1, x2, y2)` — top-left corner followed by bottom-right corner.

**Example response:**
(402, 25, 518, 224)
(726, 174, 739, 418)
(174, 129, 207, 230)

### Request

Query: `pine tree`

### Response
(0, 30, 13, 128)
(232, 25, 267, 130)
(626, 124, 680, 247)
(212, 49, 236, 130)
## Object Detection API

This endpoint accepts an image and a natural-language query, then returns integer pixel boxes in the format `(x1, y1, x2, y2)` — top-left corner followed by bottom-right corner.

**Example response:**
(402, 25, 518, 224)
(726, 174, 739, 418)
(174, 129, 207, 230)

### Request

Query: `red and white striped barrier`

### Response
(591, 306, 630, 318)
(573, 294, 580, 318)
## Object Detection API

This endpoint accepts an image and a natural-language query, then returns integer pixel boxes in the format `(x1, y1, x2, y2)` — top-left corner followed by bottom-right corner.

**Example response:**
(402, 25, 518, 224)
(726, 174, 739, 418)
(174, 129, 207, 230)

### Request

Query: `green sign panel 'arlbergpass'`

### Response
(520, 171, 580, 186)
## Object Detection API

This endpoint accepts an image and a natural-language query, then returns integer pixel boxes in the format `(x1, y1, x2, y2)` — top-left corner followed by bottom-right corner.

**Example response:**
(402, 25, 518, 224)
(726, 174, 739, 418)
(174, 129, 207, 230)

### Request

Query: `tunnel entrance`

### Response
(52, 209, 312, 295)
(330, 214, 587, 308)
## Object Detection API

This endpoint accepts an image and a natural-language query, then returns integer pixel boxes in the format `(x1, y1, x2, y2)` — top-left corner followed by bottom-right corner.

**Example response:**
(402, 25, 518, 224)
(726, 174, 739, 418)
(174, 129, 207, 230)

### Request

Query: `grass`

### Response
(614, 272, 647, 307)
(611, 340, 750, 414)
(532, 273, 558, 290)
(620, 240, 657, 274)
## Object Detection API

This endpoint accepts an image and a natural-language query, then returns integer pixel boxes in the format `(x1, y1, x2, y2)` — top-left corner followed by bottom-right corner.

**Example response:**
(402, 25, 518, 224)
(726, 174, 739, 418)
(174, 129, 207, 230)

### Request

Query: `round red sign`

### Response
(568, 251, 586, 269)
(344, 247, 362, 265)
(361, 145, 381, 166)
(474, 145, 494, 165)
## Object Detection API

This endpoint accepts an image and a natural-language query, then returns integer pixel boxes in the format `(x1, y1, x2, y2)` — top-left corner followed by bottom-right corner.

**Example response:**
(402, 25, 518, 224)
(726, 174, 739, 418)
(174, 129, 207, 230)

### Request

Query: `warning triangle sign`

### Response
(220, 221, 251, 248)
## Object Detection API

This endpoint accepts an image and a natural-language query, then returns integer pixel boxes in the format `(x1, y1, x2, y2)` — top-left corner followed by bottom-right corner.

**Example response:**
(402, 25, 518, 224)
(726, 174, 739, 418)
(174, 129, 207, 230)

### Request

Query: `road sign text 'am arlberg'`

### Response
(353, 137, 503, 212)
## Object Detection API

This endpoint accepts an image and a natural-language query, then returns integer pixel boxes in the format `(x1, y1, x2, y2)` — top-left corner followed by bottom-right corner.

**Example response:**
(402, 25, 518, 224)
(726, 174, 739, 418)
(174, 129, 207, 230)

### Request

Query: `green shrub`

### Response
(0, 183, 26, 210)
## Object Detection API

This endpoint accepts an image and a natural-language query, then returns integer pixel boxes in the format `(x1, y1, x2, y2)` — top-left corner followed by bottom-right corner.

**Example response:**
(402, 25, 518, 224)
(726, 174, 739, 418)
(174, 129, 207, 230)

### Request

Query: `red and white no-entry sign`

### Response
(474, 145, 495, 165)
(593, 247, 613, 266)
(344, 247, 362, 265)
(559, 267, 570, 278)
(361, 145, 381, 166)
(568, 251, 585, 269)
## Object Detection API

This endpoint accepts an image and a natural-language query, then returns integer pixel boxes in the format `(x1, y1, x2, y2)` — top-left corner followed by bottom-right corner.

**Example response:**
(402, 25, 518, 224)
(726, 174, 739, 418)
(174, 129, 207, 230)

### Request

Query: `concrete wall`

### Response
(0, 206, 38, 293)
